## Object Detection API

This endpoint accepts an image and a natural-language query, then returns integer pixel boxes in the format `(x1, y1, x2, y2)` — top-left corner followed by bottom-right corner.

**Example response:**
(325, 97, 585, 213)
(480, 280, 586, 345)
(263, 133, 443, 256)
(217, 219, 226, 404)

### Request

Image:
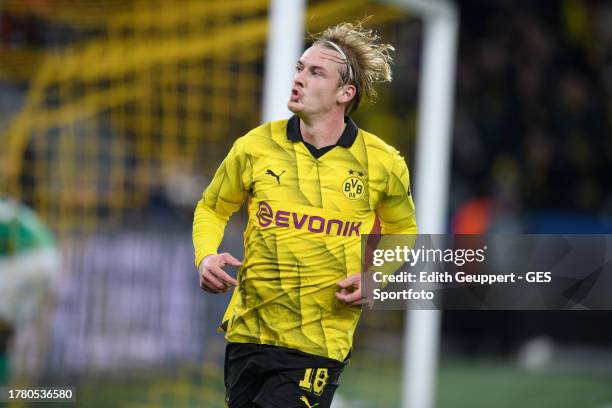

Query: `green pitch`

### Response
(20, 357, 611, 407)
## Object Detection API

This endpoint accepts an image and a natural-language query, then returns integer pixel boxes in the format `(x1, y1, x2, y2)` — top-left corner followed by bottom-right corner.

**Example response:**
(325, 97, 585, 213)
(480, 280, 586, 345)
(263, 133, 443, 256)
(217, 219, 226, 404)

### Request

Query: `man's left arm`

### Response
(375, 153, 417, 235)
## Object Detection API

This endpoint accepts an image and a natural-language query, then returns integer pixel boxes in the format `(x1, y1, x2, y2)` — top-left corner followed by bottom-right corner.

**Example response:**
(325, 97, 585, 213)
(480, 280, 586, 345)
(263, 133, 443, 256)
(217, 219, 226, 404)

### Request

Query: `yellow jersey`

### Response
(193, 116, 417, 361)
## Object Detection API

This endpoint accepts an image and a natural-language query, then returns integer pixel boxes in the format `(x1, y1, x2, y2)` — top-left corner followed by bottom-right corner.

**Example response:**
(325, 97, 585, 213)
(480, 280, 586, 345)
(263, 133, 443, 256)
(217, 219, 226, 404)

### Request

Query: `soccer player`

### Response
(193, 21, 417, 408)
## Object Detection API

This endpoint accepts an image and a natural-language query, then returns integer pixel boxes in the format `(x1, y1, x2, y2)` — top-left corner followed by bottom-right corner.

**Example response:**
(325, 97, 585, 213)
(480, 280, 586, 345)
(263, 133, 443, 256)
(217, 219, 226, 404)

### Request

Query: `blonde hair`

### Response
(310, 20, 394, 114)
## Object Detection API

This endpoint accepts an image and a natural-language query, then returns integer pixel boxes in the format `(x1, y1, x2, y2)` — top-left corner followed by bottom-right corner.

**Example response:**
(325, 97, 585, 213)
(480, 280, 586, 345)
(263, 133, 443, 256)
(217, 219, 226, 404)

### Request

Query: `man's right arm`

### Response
(192, 139, 251, 292)
(198, 252, 241, 293)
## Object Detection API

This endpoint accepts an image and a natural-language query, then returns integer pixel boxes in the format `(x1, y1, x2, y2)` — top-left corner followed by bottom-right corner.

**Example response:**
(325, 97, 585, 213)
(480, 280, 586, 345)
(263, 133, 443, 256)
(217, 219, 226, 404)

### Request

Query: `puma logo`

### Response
(266, 169, 285, 185)
(300, 395, 318, 408)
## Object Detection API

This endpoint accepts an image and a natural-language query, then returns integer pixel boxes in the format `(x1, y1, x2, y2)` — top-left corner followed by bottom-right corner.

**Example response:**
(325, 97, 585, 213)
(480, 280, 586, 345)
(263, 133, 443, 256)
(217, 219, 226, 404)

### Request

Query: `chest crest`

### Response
(342, 169, 366, 200)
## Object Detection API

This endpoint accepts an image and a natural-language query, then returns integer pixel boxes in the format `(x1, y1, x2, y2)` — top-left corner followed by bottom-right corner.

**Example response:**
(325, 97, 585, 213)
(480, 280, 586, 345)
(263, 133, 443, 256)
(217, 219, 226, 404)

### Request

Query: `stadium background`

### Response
(1, 0, 612, 407)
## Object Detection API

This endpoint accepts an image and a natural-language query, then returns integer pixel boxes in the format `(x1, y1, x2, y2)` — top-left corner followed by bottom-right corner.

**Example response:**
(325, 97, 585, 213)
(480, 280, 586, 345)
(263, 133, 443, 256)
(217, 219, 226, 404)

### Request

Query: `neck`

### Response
(298, 111, 346, 149)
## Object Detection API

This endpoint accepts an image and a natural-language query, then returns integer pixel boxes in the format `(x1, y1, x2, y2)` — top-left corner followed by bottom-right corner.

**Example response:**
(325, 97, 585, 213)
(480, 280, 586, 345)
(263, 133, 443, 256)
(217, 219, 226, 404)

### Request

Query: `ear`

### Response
(337, 84, 356, 105)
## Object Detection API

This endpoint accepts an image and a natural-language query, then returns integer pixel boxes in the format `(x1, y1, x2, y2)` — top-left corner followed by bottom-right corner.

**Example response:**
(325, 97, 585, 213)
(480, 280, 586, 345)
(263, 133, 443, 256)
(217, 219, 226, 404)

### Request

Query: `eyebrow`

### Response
(297, 60, 328, 73)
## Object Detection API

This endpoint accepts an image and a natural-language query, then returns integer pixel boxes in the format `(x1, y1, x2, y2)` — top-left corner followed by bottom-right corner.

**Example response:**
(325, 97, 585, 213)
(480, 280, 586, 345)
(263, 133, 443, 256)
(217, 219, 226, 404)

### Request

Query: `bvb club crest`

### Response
(342, 169, 365, 200)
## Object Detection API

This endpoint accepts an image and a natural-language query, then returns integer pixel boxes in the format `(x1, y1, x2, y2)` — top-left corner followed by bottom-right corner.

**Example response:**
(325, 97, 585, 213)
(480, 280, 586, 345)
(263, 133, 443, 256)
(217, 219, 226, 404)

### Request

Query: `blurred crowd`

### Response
(451, 0, 612, 232)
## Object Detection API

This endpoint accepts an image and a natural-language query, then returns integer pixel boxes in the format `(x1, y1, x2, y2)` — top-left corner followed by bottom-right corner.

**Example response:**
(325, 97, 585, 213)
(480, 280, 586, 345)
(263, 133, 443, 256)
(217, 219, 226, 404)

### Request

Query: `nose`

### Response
(293, 70, 305, 88)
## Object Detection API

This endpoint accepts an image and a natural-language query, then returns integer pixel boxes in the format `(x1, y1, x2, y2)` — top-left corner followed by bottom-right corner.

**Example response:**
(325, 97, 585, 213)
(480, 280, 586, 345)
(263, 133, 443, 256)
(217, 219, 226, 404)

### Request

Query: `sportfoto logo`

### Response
(256, 201, 361, 236)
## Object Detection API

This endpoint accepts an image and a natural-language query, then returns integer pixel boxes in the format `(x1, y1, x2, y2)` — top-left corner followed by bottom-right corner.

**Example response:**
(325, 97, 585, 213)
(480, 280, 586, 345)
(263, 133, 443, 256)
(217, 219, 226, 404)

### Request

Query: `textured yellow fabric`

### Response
(193, 117, 416, 361)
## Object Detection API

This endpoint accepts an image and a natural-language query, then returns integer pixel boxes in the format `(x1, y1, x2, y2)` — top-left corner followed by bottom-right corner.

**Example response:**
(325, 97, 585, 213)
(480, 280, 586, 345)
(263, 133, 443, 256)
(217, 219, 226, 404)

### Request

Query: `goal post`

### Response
(262, 0, 306, 123)
(383, 1, 458, 407)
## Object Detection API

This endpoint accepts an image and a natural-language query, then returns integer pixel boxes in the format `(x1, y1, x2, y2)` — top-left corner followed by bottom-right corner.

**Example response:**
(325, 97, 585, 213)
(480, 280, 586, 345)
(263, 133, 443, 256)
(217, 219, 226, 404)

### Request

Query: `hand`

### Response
(198, 252, 241, 293)
(335, 273, 372, 307)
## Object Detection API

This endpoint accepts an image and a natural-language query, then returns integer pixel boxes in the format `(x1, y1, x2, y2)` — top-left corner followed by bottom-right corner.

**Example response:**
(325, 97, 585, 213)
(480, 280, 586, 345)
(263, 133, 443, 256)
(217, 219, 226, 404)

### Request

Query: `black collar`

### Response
(286, 115, 358, 148)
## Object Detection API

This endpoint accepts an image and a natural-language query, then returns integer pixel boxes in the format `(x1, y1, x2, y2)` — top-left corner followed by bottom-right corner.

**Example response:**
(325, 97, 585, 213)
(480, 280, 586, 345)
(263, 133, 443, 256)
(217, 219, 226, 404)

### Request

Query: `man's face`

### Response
(288, 44, 349, 116)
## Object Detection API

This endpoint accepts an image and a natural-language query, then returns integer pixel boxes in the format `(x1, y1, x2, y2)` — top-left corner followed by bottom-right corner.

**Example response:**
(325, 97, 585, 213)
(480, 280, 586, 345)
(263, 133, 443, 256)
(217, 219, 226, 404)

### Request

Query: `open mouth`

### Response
(290, 88, 301, 101)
